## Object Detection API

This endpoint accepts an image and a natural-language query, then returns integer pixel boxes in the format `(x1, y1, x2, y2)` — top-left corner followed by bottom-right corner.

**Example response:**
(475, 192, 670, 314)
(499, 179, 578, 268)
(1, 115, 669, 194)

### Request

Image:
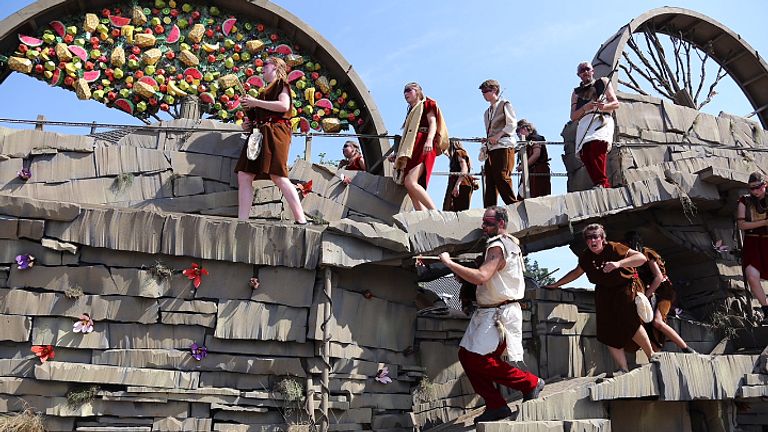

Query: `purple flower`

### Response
(15, 254, 35, 270)
(190, 343, 207, 361)
(73, 313, 94, 334)
(374, 366, 392, 384)
(17, 168, 31, 181)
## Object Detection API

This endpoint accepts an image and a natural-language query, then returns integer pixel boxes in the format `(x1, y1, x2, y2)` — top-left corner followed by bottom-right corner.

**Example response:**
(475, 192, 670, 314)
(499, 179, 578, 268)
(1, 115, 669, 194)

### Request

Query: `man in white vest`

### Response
(439, 206, 544, 424)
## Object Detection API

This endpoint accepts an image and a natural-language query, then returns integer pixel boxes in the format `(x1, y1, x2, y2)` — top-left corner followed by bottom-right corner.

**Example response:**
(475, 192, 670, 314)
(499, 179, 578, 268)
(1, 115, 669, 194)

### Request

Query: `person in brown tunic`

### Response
(515, 119, 551, 198)
(442, 140, 474, 211)
(544, 223, 654, 373)
(624, 231, 697, 353)
(236, 56, 307, 224)
(736, 171, 768, 322)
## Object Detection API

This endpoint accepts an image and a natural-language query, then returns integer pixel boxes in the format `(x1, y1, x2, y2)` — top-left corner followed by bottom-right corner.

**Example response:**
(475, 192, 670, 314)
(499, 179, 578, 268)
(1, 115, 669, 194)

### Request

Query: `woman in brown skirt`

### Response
(737, 171, 768, 322)
(236, 56, 307, 224)
(624, 231, 696, 353)
(544, 223, 655, 373)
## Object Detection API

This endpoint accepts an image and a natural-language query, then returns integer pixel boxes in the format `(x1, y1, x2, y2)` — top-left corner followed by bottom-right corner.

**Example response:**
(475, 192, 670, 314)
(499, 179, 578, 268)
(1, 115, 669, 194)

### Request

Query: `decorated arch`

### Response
(591, 7, 768, 129)
(0, 0, 388, 167)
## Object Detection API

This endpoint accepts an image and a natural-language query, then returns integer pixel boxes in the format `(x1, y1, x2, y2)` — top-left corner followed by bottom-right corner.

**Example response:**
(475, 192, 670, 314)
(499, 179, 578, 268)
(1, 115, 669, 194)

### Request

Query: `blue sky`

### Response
(1, 1, 766, 286)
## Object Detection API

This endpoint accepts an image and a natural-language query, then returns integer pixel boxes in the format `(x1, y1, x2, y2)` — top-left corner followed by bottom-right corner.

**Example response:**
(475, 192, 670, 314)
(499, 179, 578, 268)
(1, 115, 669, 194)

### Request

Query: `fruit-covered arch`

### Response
(0, 0, 389, 165)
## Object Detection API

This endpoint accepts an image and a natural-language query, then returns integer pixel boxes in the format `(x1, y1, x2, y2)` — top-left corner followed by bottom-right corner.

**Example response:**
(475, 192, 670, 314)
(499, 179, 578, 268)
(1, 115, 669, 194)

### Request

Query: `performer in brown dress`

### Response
(515, 119, 551, 198)
(544, 223, 655, 373)
(442, 139, 474, 211)
(736, 171, 768, 322)
(624, 232, 697, 353)
(236, 56, 307, 224)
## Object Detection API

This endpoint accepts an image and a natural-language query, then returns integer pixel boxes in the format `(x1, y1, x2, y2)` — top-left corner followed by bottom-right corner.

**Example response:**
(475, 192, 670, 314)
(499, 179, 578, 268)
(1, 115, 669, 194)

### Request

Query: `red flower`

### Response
(31, 345, 55, 363)
(295, 180, 313, 198)
(182, 263, 209, 289)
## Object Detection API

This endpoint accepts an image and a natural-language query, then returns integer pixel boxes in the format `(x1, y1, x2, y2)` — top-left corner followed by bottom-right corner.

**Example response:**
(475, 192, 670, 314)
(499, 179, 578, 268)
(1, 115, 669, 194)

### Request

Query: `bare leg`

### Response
(652, 309, 689, 349)
(745, 265, 768, 306)
(237, 171, 256, 221)
(632, 325, 655, 359)
(607, 346, 628, 371)
(270, 174, 307, 224)
(403, 163, 436, 210)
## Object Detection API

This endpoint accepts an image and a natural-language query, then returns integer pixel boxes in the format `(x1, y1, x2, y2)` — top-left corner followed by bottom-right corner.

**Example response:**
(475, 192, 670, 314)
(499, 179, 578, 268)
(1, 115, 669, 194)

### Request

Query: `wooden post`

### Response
(34, 114, 45, 131)
(521, 142, 530, 199)
(304, 134, 313, 162)
(319, 267, 332, 432)
(90, 121, 97, 135)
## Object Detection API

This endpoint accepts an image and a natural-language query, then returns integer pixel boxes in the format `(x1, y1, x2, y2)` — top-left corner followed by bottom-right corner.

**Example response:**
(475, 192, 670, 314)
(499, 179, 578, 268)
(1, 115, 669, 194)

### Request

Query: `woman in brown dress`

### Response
(624, 231, 696, 353)
(736, 171, 768, 322)
(236, 56, 307, 224)
(442, 139, 474, 211)
(544, 223, 655, 373)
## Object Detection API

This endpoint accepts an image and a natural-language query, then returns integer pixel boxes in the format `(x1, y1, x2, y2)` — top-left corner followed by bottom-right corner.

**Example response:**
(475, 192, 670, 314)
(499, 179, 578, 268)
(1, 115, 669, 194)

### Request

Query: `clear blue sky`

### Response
(1, 1, 766, 286)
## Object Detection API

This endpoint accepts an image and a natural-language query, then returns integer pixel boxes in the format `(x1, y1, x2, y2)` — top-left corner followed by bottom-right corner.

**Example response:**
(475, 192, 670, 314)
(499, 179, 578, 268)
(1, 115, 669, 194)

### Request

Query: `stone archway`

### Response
(591, 6, 768, 129)
(0, 0, 390, 171)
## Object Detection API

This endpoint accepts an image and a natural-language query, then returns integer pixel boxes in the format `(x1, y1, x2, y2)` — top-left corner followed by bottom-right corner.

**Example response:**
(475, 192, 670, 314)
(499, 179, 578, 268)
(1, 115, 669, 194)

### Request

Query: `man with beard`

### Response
(439, 206, 544, 424)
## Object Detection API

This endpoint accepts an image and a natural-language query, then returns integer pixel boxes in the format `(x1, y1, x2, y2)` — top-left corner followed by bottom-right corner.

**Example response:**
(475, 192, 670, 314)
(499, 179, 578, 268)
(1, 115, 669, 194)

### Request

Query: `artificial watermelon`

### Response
(222, 18, 236, 36)
(246, 75, 264, 88)
(83, 70, 101, 82)
(274, 44, 292, 55)
(183, 67, 203, 80)
(18, 34, 43, 47)
(109, 15, 132, 27)
(165, 24, 181, 43)
(68, 45, 88, 62)
(315, 98, 332, 110)
(114, 98, 134, 114)
(49, 21, 66, 38)
(287, 70, 304, 83)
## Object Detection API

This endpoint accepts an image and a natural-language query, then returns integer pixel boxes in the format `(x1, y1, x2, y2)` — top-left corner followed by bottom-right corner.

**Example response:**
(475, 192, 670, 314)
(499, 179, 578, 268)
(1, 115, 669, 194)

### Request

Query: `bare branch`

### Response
(619, 78, 649, 95)
(622, 52, 675, 99)
(626, 34, 675, 96)
(698, 66, 728, 109)
(619, 64, 648, 95)
(693, 45, 710, 103)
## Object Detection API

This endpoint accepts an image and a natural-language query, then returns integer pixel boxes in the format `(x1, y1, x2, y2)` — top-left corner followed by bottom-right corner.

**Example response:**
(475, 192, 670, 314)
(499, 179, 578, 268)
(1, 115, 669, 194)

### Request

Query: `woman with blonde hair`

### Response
(236, 56, 307, 224)
(391, 82, 449, 210)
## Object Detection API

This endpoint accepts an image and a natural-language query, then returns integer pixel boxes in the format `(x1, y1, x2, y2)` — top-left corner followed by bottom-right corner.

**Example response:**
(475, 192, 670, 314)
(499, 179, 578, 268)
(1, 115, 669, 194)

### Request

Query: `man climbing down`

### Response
(439, 206, 545, 424)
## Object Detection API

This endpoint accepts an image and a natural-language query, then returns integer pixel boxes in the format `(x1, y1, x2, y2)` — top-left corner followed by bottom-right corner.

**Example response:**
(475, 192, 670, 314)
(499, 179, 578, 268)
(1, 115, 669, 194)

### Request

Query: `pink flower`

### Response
(374, 366, 392, 384)
(73, 313, 94, 334)
(17, 168, 31, 181)
(31, 345, 55, 363)
(182, 263, 209, 289)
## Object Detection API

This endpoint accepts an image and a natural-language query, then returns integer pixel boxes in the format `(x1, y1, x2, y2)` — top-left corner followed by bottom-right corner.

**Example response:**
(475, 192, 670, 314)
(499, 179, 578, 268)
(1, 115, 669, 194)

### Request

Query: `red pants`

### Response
(579, 140, 610, 188)
(458, 342, 539, 409)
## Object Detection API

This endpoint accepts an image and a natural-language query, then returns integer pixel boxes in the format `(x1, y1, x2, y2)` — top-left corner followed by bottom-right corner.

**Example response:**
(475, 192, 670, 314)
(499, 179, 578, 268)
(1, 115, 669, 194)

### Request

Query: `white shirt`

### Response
(575, 113, 615, 158)
(459, 234, 526, 360)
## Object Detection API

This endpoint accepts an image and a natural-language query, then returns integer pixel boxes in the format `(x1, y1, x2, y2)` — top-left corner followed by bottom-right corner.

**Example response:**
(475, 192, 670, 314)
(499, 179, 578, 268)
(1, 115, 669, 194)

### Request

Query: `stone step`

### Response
(477, 418, 611, 432)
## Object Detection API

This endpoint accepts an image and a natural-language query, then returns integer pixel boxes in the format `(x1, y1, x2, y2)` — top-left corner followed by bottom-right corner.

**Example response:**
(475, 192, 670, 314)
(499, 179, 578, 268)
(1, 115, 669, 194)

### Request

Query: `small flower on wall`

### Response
(363, 290, 373, 300)
(182, 263, 209, 289)
(249, 277, 260, 289)
(72, 313, 94, 334)
(374, 366, 392, 384)
(295, 179, 313, 198)
(17, 168, 31, 181)
(15, 254, 35, 270)
(190, 343, 208, 361)
(31, 345, 55, 363)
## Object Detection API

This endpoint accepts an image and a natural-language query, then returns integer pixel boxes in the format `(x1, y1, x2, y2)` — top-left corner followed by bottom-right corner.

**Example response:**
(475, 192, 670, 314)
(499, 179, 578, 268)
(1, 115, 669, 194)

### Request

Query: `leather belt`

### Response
(477, 299, 521, 309)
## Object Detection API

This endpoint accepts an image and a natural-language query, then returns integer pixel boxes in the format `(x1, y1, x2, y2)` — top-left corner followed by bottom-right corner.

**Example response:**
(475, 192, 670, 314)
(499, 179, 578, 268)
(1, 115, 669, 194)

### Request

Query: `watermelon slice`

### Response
(114, 98, 134, 114)
(246, 75, 264, 88)
(83, 70, 101, 82)
(315, 98, 333, 110)
(109, 15, 132, 27)
(226, 98, 240, 111)
(199, 92, 215, 104)
(274, 44, 292, 55)
(18, 34, 43, 47)
(183, 67, 203, 80)
(50, 68, 63, 86)
(287, 70, 304, 83)
(222, 18, 237, 36)
(68, 45, 88, 62)
(299, 117, 310, 133)
(49, 21, 66, 38)
(138, 76, 158, 88)
(165, 24, 180, 43)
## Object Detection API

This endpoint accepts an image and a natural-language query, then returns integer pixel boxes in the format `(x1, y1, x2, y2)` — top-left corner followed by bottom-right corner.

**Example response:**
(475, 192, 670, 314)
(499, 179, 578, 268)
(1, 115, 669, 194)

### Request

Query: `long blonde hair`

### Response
(265, 56, 288, 82)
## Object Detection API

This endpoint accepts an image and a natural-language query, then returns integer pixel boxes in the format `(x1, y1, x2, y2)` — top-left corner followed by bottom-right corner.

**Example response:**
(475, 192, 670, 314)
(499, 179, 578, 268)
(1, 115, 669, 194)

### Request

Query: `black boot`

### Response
(473, 405, 513, 424)
(523, 378, 545, 401)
